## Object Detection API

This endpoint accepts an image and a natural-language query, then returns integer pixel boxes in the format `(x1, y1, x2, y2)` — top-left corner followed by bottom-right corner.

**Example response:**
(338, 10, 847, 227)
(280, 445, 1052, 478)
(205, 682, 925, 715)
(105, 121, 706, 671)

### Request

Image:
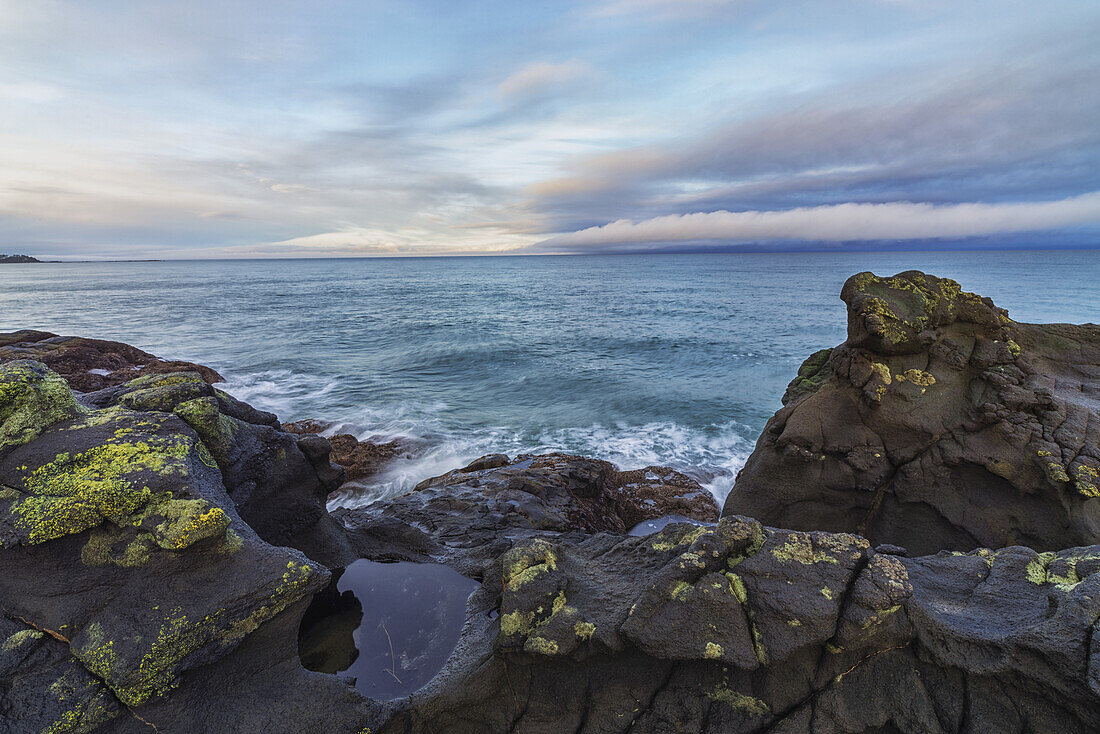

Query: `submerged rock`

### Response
(724, 270, 1100, 555)
(283, 419, 421, 485)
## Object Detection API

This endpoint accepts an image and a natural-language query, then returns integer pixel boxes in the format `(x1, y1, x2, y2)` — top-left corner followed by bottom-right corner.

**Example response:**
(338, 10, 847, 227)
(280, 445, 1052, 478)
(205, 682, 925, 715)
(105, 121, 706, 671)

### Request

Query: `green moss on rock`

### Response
(76, 559, 319, 707)
(842, 271, 1001, 354)
(142, 497, 230, 550)
(2, 628, 43, 652)
(650, 523, 710, 552)
(173, 396, 239, 466)
(770, 533, 841, 565)
(787, 348, 834, 400)
(707, 685, 770, 715)
(118, 376, 210, 414)
(80, 527, 158, 568)
(523, 636, 559, 655)
(41, 662, 120, 734)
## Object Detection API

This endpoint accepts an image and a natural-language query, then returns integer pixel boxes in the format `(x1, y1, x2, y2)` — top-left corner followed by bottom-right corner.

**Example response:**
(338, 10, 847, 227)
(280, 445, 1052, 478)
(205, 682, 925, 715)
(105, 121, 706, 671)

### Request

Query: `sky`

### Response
(0, 0, 1098, 259)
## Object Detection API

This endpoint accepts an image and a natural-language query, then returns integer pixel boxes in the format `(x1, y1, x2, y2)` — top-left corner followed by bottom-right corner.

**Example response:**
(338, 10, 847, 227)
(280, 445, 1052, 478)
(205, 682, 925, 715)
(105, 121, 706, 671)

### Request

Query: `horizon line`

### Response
(16, 241, 1100, 263)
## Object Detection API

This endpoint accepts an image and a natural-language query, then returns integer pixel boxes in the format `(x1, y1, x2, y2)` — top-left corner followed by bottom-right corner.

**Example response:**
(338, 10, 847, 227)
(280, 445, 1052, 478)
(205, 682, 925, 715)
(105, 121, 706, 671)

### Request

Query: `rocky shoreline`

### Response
(2, 270, 1099, 733)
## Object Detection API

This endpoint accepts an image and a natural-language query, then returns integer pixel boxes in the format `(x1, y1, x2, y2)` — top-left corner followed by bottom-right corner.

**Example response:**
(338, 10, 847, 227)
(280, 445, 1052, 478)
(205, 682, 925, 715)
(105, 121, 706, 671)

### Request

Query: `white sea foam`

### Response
(221, 370, 756, 511)
(219, 369, 340, 420)
(327, 417, 753, 510)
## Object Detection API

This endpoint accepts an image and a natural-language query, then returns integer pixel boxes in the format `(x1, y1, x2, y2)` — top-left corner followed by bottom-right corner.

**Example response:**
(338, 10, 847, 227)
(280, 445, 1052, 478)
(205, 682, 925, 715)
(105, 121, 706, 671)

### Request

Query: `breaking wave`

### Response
(220, 369, 754, 510)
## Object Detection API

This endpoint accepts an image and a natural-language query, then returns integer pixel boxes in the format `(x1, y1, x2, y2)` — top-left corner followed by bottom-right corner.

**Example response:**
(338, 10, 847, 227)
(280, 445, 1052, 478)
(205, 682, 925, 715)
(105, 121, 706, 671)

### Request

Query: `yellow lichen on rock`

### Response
(0, 360, 84, 452)
(771, 533, 840, 565)
(10, 436, 195, 544)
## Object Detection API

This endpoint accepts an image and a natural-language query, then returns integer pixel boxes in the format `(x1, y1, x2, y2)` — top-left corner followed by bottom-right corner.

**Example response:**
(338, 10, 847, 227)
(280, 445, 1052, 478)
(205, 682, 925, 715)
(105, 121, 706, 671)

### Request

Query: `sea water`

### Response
(2, 250, 1097, 505)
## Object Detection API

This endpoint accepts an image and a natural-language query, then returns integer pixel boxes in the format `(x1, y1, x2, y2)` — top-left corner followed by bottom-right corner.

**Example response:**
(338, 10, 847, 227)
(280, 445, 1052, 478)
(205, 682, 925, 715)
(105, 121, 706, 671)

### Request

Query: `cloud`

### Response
(195, 221, 540, 259)
(0, 80, 64, 103)
(536, 192, 1100, 251)
(498, 61, 591, 98)
(590, 0, 741, 18)
(0, 1, 1097, 258)
(527, 35, 1100, 231)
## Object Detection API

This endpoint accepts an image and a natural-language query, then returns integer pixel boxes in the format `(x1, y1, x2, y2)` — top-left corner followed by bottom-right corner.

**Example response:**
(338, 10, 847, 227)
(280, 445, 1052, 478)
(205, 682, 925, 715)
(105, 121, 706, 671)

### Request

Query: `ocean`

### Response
(3, 250, 1097, 506)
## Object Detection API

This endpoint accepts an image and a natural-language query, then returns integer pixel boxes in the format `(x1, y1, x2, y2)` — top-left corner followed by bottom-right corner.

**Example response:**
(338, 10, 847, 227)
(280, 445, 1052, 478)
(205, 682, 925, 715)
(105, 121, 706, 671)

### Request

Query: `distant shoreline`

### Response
(0, 258, 164, 263)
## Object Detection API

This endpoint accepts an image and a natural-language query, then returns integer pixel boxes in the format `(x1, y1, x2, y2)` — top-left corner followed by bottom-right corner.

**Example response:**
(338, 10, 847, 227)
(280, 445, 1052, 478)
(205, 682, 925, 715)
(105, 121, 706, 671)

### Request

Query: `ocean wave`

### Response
(219, 369, 340, 421)
(328, 417, 754, 510)
(220, 369, 756, 511)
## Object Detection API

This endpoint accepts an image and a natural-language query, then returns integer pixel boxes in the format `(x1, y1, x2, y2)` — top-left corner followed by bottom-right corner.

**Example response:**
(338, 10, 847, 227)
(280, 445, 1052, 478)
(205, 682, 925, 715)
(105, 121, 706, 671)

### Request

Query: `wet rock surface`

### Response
(724, 270, 1100, 555)
(415, 453, 719, 531)
(283, 419, 421, 485)
(3, 273, 1100, 733)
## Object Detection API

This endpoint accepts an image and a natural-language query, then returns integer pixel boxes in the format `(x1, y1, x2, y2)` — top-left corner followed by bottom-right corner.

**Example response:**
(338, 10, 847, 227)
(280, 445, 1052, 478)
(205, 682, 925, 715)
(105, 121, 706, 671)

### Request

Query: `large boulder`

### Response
(77, 371, 353, 568)
(0, 360, 375, 732)
(723, 271, 1100, 555)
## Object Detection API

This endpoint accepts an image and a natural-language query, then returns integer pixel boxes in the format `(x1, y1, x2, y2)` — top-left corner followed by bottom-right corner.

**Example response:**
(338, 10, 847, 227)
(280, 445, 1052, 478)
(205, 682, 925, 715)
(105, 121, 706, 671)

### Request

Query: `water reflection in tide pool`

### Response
(628, 514, 716, 536)
(298, 560, 479, 700)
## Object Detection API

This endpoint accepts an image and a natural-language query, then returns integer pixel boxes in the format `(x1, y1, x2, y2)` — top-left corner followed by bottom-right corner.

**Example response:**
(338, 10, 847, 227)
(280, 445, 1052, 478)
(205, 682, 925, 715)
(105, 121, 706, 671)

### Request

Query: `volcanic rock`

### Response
(0, 331, 224, 392)
(5, 300, 1100, 733)
(371, 517, 1100, 733)
(723, 270, 1100, 555)
(0, 359, 373, 732)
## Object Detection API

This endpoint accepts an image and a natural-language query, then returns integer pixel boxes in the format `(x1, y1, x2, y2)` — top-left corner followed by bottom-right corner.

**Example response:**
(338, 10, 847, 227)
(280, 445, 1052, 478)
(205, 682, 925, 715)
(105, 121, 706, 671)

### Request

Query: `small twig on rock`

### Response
(1, 605, 69, 643)
(833, 641, 911, 683)
(380, 620, 403, 684)
(130, 710, 160, 732)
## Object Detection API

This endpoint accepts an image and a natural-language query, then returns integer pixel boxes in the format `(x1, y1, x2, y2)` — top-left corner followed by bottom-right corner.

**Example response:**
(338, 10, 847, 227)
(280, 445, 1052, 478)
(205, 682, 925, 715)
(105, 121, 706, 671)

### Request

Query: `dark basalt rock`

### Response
(333, 453, 719, 576)
(723, 270, 1100, 556)
(414, 453, 718, 530)
(0, 360, 375, 732)
(0, 331, 224, 392)
(373, 518, 1100, 733)
(460, 453, 510, 472)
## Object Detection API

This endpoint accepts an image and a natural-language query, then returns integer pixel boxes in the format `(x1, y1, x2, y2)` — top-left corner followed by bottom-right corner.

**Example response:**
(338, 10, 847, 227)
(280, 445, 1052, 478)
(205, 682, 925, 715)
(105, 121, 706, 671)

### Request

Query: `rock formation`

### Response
(724, 270, 1100, 555)
(368, 518, 1100, 733)
(3, 271, 1100, 733)
(0, 360, 372, 733)
(411, 453, 720, 531)
(0, 332, 223, 392)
